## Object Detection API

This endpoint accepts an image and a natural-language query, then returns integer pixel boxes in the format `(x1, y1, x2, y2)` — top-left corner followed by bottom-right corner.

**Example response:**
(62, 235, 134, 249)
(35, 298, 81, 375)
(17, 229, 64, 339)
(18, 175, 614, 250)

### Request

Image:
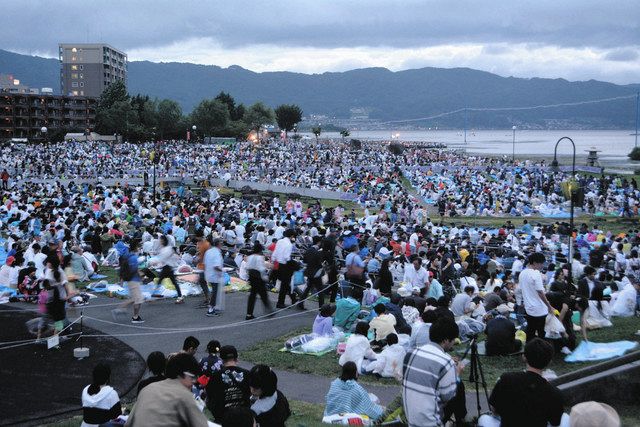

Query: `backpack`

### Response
(119, 255, 135, 281)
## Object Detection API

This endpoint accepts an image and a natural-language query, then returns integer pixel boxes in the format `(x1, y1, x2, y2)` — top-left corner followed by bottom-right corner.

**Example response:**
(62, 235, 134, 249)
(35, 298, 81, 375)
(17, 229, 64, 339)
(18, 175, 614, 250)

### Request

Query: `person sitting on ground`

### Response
(451, 286, 475, 317)
(410, 309, 438, 348)
(385, 293, 412, 334)
(81, 363, 122, 427)
(221, 407, 257, 427)
(434, 295, 456, 322)
(479, 338, 564, 427)
(313, 303, 336, 336)
(484, 305, 521, 356)
(137, 351, 167, 395)
(612, 276, 640, 317)
(324, 361, 384, 421)
(401, 298, 420, 325)
(583, 287, 613, 329)
(370, 303, 397, 342)
(199, 339, 223, 379)
(248, 364, 291, 427)
(365, 333, 406, 379)
(178, 336, 200, 357)
(484, 286, 504, 312)
(334, 294, 361, 331)
(339, 321, 377, 373)
(126, 353, 209, 427)
(206, 345, 251, 424)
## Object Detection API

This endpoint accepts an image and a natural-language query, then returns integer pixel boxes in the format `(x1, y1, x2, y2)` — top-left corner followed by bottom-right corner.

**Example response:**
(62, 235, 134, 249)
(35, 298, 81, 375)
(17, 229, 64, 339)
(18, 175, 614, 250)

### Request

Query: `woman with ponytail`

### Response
(81, 363, 122, 427)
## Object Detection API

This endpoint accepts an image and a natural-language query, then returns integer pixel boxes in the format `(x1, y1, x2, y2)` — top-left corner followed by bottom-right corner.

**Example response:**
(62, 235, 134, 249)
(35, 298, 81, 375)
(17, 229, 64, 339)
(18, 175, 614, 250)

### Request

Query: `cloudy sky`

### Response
(2, 0, 639, 84)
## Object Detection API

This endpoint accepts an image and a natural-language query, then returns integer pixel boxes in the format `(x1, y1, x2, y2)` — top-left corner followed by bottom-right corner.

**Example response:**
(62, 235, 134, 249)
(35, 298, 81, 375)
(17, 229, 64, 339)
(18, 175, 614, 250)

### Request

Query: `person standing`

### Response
(402, 318, 465, 427)
(1, 169, 9, 190)
(245, 242, 273, 320)
(112, 240, 144, 323)
(519, 252, 555, 341)
(194, 231, 211, 308)
(205, 239, 226, 317)
(299, 235, 325, 309)
(272, 229, 297, 309)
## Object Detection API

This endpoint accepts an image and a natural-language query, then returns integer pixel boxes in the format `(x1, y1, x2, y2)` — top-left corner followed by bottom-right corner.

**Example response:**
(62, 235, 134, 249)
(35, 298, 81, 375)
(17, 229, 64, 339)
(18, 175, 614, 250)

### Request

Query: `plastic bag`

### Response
(301, 336, 338, 353)
(285, 333, 317, 350)
(544, 313, 566, 339)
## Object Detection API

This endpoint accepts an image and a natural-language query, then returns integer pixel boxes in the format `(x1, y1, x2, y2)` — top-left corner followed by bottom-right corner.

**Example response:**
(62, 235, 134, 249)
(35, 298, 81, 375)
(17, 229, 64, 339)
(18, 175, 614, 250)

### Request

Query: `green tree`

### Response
(191, 99, 230, 136)
(244, 102, 275, 141)
(274, 104, 303, 139)
(95, 81, 131, 135)
(157, 99, 183, 139)
(97, 80, 129, 109)
(311, 125, 322, 142)
(340, 129, 350, 141)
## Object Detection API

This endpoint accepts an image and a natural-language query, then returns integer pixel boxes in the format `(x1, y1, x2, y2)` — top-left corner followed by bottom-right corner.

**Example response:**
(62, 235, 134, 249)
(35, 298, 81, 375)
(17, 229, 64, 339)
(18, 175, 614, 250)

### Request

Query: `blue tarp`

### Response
(564, 340, 638, 363)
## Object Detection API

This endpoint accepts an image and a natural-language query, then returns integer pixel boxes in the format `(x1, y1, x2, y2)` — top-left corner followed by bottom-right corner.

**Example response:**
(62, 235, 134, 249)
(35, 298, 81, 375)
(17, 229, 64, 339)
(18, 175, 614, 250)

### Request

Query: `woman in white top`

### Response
(81, 363, 121, 427)
(245, 242, 272, 320)
(339, 321, 377, 373)
(584, 287, 613, 329)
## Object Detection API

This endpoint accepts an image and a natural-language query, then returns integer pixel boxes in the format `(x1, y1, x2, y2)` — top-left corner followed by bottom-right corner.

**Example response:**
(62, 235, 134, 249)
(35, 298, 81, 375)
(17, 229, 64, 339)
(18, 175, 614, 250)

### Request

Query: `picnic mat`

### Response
(564, 340, 639, 363)
(278, 346, 335, 357)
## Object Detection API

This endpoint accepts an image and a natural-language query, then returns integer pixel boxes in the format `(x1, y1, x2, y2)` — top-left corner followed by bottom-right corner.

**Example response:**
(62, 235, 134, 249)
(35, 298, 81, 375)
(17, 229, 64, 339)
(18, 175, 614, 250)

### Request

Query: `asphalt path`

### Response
(3, 291, 402, 406)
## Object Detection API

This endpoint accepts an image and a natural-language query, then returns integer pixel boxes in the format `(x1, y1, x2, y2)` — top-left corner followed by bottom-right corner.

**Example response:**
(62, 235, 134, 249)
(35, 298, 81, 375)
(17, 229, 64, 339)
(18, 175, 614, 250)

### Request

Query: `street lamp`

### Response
(511, 126, 516, 162)
(191, 125, 197, 143)
(41, 126, 48, 143)
(550, 136, 576, 285)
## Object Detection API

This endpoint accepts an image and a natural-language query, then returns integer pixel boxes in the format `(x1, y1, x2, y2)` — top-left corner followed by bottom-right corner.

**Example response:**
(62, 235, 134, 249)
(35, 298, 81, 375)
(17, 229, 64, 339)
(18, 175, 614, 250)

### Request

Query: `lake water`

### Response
(307, 130, 639, 167)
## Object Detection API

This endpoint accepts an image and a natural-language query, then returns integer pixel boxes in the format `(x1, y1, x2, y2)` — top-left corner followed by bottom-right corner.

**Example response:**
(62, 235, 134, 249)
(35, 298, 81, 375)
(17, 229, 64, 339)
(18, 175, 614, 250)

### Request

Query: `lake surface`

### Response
(307, 130, 639, 166)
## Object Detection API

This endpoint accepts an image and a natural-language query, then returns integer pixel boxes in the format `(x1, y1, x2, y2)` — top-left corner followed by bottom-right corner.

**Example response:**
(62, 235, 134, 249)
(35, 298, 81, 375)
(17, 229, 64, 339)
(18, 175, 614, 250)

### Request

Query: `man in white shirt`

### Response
(403, 257, 429, 293)
(518, 252, 555, 341)
(272, 229, 297, 308)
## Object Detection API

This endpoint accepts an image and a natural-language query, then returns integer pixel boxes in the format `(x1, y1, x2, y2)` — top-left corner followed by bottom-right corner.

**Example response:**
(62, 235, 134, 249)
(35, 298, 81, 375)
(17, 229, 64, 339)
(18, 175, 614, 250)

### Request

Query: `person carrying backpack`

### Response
(112, 240, 144, 323)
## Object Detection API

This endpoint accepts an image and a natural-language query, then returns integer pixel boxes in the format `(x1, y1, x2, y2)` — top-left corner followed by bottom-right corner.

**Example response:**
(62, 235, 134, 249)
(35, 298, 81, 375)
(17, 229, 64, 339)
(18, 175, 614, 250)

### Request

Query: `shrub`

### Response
(628, 147, 640, 161)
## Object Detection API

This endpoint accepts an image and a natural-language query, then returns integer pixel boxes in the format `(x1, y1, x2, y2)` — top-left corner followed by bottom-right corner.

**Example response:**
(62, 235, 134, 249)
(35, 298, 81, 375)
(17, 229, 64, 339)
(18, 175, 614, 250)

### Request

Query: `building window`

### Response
(80, 91, 84, 96)
(79, 82, 84, 87)
(79, 65, 84, 70)
(79, 73, 83, 79)
(72, 91, 79, 96)
(72, 82, 78, 88)
(71, 56, 77, 61)
(71, 73, 78, 79)
(71, 47, 77, 52)
(71, 65, 78, 71)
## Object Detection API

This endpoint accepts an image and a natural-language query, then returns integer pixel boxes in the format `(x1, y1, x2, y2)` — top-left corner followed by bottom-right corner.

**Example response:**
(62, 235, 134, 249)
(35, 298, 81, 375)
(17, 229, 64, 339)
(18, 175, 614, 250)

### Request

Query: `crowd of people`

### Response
(0, 137, 638, 426)
(3, 139, 639, 218)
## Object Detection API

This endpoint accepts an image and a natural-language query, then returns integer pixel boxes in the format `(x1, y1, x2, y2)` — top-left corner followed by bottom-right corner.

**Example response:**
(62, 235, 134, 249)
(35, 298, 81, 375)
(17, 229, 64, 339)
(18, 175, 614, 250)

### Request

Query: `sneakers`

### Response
(131, 316, 145, 324)
(175, 297, 185, 304)
(275, 303, 286, 309)
(196, 301, 209, 309)
(245, 314, 255, 320)
(206, 308, 219, 317)
(560, 346, 572, 355)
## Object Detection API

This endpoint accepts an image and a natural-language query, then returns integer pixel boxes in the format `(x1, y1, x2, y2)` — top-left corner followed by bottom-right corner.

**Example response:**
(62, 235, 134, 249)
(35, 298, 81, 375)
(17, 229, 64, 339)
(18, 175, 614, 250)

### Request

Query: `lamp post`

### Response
(550, 136, 576, 285)
(40, 126, 48, 143)
(192, 125, 197, 143)
(511, 125, 516, 162)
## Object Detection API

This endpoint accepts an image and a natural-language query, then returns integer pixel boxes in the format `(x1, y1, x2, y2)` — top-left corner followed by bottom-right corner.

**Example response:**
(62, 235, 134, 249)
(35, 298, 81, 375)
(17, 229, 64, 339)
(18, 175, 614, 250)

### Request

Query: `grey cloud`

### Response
(1, 0, 639, 55)
(604, 48, 640, 62)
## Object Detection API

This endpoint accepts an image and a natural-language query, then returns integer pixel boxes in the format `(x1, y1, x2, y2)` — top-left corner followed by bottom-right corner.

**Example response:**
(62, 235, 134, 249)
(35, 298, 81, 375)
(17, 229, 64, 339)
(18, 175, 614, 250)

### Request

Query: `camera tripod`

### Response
(460, 335, 490, 416)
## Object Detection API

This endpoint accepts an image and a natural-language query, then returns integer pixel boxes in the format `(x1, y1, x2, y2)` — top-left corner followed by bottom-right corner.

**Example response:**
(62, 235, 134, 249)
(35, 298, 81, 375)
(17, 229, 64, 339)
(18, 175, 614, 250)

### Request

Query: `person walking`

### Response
(272, 229, 297, 309)
(1, 169, 9, 190)
(205, 239, 226, 316)
(245, 242, 273, 320)
(519, 252, 555, 341)
(298, 235, 325, 310)
(154, 235, 183, 303)
(112, 240, 144, 323)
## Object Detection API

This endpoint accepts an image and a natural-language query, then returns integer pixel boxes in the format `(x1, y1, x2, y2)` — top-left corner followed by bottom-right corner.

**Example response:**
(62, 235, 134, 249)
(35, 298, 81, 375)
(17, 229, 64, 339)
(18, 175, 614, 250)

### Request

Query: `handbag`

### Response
(346, 261, 364, 279)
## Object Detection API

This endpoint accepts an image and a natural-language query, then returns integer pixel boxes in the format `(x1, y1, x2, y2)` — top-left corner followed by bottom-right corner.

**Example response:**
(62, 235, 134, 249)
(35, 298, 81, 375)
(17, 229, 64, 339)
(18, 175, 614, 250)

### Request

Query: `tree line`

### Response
(94, 81, 304, 141)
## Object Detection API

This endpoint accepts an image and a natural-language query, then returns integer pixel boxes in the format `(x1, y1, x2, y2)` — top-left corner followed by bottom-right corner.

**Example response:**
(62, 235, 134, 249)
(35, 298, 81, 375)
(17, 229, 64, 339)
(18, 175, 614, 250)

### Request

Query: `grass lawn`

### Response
(454, 316, 640, 387)
(243, 318, 640, 390)
(242, 327, 399, 387)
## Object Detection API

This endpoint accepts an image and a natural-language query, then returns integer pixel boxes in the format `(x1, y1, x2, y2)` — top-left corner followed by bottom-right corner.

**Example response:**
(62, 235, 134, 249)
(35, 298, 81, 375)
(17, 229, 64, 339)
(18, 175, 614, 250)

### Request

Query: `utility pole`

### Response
(464, 107, 467, 144)
(635, 91, 639, 148)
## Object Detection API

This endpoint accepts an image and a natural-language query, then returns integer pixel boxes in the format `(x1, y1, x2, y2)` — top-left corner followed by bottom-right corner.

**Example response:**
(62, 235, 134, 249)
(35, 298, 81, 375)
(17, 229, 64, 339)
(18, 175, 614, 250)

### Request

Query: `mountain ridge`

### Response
(1, 48, 638, 128)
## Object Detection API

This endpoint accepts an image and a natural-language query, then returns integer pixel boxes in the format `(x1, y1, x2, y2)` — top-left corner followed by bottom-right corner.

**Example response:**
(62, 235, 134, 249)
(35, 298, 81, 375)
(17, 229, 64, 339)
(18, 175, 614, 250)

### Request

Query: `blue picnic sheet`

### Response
(564, 340, 638, 363)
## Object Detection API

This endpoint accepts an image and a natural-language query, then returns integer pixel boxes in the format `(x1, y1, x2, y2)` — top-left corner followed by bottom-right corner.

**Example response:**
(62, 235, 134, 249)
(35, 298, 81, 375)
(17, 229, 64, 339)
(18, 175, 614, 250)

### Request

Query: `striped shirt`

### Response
(402, 343, 458, 427)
